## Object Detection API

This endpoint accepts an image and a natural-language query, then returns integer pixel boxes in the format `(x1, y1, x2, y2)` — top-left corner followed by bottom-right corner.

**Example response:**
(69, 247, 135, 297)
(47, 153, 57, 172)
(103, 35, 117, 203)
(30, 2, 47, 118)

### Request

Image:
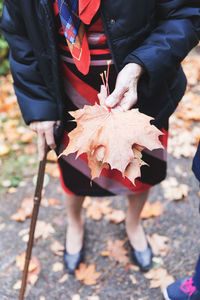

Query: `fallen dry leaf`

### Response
(85, 199, 112, 220)
(75, 263, 101, 285)
(129, 274, 137, 285)
(0, 143, 10, 156)
(61, 104, 163, 184)
(18, 228, 29, 237)
(50, 240, 64, 256)
(0, 223, 6, 231)
(34, 221, 55, 240)
(144, 267, 174, 290)
(87, 296, 100, 300)
(83, 196, 92, 208)
(105, 209, 125, 224)
(162, 177, 189, 201)
(148, 234, 170, 257)
(175, 92, 200, 121)
(48, 198, 60, 206)
(182, 58, 200, 86)
(45, 163, 60, 178)
(24, 143, 37, 155)
(16, 253, 40, 285)
(58, 274, 68, 283)
(41, 198, 49, 207)
(22, 234, 29, 243)
(8, 187, 17, 194)
(52, 262, 64, 272)
(168, 126, 197, 158)
(20, 130, 36, 143)
(141, 201, 163, 219)
(16, 253, 39, 272)
(47, 150, 58, 162)
(10, 197, 33, 222)
(102, 239, 129, 264)
(72, 295, 81, 300)
(13, 280, 22, 290)
(129, 265, 140, 272)
(41, 198, 60, 207)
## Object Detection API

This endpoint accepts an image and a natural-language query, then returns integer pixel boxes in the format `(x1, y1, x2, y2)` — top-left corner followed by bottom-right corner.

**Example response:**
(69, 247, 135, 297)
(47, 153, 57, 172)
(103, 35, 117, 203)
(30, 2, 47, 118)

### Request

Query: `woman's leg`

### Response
(126, 190, 149, 251)
(193, 255, 200, 289)
(65, 194, 85, 254)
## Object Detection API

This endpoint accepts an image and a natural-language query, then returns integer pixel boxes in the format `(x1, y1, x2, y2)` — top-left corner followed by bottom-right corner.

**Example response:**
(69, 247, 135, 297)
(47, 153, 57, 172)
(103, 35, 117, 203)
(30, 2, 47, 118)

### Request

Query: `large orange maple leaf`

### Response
(60, 104, 163, 184)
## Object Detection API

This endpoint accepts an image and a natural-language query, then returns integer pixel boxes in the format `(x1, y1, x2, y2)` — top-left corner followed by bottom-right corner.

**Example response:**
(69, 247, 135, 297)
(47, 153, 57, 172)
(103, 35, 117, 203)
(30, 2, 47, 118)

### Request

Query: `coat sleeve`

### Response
(192, 142, 200, 182)
(123, 0, 200, 87)
(1, 0, 60, 125)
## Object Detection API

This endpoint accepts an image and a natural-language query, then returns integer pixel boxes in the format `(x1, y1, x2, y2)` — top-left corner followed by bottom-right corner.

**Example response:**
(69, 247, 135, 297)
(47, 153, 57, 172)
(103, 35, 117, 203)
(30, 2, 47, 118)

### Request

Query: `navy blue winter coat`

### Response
(1, 0, 200, 129)
(193, 142, 200, 182)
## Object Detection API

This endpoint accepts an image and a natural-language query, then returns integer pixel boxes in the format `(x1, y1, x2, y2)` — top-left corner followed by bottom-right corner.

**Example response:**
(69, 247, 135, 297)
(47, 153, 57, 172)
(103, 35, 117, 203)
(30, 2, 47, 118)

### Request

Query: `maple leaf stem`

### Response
(106, 60, 111, 96)
(100, 73, 106, 87)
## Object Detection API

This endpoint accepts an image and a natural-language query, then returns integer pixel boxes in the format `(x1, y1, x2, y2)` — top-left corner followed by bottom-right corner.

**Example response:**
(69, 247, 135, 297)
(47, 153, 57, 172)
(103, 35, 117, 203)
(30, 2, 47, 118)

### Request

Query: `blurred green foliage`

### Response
(0, 0, 10, 75)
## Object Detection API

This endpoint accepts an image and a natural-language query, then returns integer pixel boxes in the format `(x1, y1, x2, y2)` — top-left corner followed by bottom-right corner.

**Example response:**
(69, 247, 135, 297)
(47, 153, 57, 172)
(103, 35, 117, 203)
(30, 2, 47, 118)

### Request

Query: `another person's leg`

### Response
(193, 255, 200, 290)
(163, 255, 200, 300)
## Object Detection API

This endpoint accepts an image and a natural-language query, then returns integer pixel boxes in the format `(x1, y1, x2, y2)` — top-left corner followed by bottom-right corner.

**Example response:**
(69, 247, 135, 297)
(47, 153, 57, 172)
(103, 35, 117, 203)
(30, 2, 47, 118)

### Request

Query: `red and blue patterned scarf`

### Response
(57, 0, 100, 74)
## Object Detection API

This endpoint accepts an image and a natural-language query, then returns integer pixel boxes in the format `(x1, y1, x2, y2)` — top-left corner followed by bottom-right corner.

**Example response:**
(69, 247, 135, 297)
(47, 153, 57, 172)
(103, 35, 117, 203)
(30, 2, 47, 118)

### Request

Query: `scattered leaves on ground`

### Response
(148, 234, 170, 256)
(75, 263, 101, 285)
(12, 215, 51, 242)
(182, 57, 200, 87)
(58, 274, 68, 283)
(72, 295, 80, 300)
(102, 239, 129, 264)
(105, 209, 125, 224)
(10, 197, 33, 222)
(24, 143, 37, 155)
(129, 274, 137, 285)
(52, 262, 64, 272)
(87, 296, 100, 300)
(47, 150, 58, 162)
(141, 201, 163, 219)
(34, 220, 55, 240)
(13, 280, 22, 290)
(41, 197, 60, 207)
(0, 143, 10, 156)
(45, 163, 60, 178)
(16, 252, 41, 285)
(162, 177, 189, 201)
(50, 240, 64, 256)
(144, 267, 174, 290)
(85, 199, 112, 220)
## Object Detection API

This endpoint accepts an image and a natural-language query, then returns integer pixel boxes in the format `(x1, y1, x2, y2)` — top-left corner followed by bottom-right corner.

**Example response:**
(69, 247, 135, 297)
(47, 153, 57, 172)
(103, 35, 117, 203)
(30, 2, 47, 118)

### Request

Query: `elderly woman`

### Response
(1, 0, 200, 274)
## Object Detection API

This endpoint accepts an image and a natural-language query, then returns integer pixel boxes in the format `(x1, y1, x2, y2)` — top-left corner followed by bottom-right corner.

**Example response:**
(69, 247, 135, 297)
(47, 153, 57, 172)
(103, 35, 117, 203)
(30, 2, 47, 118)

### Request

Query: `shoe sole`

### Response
(162, 288, 171, 300)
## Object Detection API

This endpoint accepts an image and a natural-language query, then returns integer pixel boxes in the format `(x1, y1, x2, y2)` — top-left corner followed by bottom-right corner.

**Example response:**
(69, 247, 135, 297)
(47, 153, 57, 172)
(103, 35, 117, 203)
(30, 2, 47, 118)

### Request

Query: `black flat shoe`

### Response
(63, 247, 84, 275)
(130, 243, 153, 272)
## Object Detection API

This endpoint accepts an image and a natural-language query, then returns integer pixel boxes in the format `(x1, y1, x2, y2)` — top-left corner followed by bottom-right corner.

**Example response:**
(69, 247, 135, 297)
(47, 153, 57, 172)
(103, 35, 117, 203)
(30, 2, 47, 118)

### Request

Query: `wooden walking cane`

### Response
(19, 142, 50, 300)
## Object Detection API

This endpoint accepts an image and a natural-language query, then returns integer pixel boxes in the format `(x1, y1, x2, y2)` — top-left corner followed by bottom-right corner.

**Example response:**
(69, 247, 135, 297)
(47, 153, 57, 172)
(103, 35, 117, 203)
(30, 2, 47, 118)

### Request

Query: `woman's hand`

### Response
(29, 121, 59, 161)
(105, 63, 143, 111)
